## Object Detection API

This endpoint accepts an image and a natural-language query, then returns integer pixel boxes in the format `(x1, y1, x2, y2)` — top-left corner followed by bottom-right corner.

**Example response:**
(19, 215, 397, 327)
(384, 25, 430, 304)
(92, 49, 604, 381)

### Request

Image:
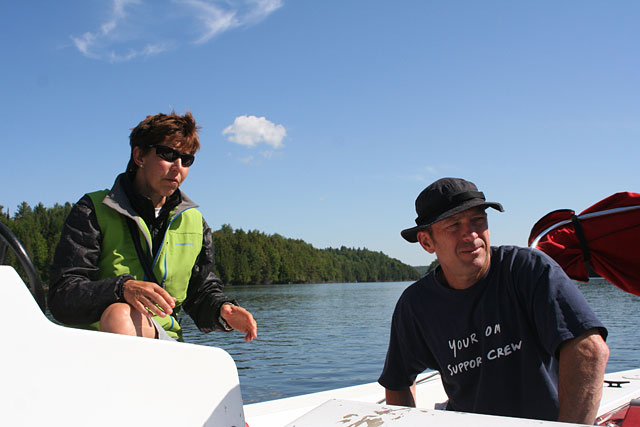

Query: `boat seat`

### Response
(0, 266, 245, 426)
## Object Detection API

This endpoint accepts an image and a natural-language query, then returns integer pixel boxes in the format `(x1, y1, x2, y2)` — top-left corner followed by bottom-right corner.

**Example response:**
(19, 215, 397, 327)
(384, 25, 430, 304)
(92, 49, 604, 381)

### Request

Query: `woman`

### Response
(49, 111, 257, 341)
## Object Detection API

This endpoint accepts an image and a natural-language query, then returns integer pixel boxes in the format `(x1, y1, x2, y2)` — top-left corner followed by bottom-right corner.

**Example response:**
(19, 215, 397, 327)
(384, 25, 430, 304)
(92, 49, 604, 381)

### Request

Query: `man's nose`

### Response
(460, 221, 479, 240)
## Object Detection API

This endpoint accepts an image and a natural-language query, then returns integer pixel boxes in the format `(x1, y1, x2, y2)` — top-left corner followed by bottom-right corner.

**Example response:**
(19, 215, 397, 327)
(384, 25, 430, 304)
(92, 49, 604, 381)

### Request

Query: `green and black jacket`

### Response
(49, 173, 236, 338)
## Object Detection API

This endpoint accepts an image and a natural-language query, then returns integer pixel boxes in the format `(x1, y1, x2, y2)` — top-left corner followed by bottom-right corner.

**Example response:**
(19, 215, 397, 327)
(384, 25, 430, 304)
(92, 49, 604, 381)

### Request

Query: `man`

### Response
(378, 177, 609, 424)
(49, 111, 257, 342)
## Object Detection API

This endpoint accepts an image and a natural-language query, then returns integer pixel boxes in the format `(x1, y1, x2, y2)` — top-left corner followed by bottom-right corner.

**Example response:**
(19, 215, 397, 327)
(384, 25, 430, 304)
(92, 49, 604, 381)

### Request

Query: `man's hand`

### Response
(220, 303, 258, 342)
(122, 279, 177, 318)
(557, 328, 609, 424)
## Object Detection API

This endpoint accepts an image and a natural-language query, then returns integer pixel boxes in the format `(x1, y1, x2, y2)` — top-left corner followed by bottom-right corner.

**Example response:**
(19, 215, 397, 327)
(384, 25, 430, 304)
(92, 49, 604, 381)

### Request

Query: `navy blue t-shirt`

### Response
(378, 246, 607, 421)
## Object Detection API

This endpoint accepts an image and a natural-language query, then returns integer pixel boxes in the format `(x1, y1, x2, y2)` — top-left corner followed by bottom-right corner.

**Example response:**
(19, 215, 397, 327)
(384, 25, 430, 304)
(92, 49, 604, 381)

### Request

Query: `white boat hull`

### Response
(2, 265, 639, 427)
(281, 399, 590, 427)
(244, 368, 640, 427)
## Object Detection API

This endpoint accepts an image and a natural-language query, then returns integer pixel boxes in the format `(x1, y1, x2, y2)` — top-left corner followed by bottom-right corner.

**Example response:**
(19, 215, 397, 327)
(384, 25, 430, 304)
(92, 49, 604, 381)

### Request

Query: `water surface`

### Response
(181, 278, 639, 404)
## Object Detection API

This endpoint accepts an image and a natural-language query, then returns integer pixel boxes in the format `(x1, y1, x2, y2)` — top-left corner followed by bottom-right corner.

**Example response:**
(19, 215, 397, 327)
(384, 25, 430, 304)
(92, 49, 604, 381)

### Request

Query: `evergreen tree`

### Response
(1, 202, 420, 288)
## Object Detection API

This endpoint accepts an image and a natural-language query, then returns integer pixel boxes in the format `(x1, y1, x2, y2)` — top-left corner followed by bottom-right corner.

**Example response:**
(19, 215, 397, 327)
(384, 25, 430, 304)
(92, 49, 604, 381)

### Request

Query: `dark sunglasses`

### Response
(148, 144, 195, 167)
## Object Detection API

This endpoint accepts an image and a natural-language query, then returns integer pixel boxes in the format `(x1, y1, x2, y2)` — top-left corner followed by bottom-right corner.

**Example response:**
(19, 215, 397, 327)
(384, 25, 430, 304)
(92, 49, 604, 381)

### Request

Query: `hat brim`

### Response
(401, 201, 504, 243)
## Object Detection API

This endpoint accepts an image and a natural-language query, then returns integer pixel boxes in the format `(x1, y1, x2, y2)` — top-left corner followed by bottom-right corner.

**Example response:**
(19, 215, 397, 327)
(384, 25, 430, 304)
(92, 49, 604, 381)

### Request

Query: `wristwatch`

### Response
(114, 274, 134, 301)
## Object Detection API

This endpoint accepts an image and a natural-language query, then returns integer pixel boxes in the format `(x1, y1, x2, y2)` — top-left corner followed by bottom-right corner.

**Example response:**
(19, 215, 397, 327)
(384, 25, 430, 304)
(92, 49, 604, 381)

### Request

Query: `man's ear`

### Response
(417, 230, 435, 254)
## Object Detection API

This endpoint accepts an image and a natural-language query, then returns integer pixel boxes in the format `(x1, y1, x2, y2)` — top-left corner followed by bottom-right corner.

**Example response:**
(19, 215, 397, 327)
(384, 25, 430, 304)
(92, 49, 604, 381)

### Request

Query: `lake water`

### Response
(181, 278, 640, 404)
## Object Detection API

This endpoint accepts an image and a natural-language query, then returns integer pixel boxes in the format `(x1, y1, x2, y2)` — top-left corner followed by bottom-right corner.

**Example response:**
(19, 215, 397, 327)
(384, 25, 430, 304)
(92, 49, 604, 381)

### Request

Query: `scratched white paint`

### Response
(285, 399, 593, 426)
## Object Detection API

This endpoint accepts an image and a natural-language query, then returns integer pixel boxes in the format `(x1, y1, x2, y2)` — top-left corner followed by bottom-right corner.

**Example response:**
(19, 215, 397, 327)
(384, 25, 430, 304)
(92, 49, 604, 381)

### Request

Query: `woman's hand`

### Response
(122, 279, 177, 318)
(220, 303, 258, 342)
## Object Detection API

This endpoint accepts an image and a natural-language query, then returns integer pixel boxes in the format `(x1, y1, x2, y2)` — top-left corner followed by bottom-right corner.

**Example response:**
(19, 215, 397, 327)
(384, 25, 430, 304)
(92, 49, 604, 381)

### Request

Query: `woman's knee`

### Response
(100, 303, 135, 334)
(100, 303, 155, 337)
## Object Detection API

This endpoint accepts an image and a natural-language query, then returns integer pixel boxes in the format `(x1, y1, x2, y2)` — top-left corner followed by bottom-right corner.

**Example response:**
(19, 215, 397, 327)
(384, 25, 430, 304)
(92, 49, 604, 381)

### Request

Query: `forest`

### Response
(0, 202, 421, 287)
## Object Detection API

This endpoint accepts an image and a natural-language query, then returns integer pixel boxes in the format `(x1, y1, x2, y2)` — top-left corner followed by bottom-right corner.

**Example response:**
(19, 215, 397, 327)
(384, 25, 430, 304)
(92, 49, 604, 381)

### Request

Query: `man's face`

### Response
(417, 206, 491, 289)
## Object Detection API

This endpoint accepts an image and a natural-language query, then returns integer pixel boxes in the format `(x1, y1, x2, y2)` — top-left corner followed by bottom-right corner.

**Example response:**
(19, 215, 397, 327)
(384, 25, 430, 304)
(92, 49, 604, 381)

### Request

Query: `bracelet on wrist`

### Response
(218, 302, 234, 331)
(114, 275, 132, 301)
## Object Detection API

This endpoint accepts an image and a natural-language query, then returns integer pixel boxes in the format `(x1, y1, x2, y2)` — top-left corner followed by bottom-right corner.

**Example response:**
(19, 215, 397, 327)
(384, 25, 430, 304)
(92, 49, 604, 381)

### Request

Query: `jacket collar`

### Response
(102, 173, 198, 222)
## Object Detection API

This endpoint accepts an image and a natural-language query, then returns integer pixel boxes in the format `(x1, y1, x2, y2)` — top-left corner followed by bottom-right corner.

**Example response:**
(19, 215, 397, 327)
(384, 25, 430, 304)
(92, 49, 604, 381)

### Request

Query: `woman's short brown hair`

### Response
(127, 110, 201, 172)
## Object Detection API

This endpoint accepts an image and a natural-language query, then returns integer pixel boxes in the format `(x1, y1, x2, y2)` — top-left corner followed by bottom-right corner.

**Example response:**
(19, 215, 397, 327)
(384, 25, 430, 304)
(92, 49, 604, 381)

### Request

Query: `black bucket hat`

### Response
(401, 177, 504, 243)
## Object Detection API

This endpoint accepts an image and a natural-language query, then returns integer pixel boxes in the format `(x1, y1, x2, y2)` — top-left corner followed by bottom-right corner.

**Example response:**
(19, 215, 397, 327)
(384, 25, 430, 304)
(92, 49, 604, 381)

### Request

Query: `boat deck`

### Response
(3, 264, 640, 427)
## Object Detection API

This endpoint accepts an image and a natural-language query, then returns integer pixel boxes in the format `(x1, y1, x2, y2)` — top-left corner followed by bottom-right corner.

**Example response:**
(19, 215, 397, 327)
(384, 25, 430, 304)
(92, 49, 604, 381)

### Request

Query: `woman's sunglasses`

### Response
(148, 144, 195, 167)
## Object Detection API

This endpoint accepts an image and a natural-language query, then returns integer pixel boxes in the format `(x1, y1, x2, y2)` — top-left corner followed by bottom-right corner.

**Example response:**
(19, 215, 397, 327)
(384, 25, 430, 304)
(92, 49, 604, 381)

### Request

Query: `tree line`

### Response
(1, 202, 420, 287)
(1, 202, 73, 285)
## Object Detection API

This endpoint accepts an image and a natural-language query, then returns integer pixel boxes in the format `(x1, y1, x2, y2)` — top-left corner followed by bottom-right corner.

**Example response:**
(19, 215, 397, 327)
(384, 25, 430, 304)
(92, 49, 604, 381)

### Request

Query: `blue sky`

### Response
(1, 1, 638, 267)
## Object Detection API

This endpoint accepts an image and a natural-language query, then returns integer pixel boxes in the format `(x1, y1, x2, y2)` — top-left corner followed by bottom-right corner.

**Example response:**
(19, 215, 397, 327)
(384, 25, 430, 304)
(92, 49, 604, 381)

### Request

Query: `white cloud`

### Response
(424, 166, 438, 175)
(185, 0, 283, 43)
(400, 166, 439, 183)
(222, 115, 286, 149)
(70, 0, 283, 62)
(403, 174, 428, 183)
(181, 0, 239, 43)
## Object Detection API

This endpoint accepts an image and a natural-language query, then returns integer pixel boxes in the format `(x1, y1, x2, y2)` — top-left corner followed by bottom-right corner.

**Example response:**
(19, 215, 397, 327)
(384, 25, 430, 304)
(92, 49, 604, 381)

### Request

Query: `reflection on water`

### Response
(181, 279, 639, 404)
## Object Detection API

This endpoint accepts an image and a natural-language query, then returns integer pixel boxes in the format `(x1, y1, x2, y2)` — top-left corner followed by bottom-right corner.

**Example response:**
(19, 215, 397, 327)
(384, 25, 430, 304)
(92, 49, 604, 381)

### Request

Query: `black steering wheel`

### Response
(0, 222, 46, 313)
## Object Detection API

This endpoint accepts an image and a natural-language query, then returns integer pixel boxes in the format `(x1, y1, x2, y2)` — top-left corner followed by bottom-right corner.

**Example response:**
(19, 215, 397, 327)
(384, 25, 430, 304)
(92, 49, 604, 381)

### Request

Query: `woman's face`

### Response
(132, 139, 194, 208)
